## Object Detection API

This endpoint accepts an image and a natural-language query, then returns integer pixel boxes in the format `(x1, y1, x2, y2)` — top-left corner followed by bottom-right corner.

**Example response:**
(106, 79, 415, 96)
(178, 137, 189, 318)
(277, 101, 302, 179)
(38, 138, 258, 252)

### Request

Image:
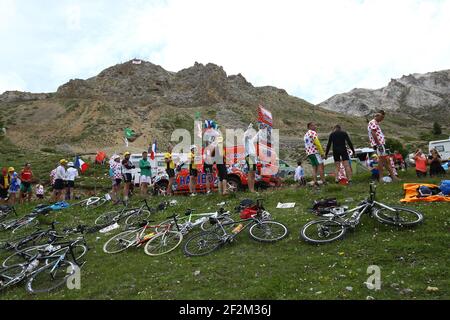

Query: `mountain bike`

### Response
(0, 237, 88, 294)
(300, 182, 424, 244)
(183, 201, 289, 257)
(94, 200, 154, 227)
(156, 208, 234, 234)
(103, 219, 182, 256)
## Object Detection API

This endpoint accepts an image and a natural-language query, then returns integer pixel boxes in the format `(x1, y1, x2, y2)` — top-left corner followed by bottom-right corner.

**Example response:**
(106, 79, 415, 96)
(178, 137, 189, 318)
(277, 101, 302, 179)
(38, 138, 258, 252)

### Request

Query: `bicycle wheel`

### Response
(46, 245, 88, 265)
(26, 260, 76, 294)
(125, 210, 152, 227)
(12, 218, 38, 234)
(183, 231, 223, 257)
(0, 264, 26, 291)
(373, 206, 424, 227)
(103, 229, 140, 254)
(3, 245, 44, 267)
(94, 211, 119, 226)
(300, 220, 347, 244)
(249, 221, 289, 243)
(200, 216, 234, 232)
(144, 231, 183, 256)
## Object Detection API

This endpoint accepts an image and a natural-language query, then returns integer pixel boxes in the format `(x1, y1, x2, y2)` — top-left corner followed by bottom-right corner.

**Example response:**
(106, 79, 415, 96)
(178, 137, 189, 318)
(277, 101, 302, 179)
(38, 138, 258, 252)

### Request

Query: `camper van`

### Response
(429, 138, 450, 161)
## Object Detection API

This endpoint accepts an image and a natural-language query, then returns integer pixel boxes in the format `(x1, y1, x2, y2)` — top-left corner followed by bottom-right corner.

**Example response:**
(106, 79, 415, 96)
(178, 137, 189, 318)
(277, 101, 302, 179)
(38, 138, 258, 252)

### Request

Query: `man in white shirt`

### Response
(52, 159, 67, 202)
(65, 162, 79, 200)
(244, 124, 258, 193)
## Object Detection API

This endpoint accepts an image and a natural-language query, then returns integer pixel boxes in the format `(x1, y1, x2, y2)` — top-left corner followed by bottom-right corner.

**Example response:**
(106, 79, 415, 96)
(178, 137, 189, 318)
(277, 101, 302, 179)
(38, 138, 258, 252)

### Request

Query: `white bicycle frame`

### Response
(178, 211, 231, 233)
(329, 201, 398, 226)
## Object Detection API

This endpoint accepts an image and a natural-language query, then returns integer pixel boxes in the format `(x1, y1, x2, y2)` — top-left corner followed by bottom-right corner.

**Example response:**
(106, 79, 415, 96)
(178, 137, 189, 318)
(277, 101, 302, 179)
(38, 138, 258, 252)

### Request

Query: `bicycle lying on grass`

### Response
(0, 237, 88, 294)
(183, 199, 289, 257)
(300, 182, 424, 244)
(0, 222, 61, 252)
(94, 200, 154, 227)
(156, 207, 234, 234)
(103, 218, 182, 256)
(72, 195, 110, 210)
(0, 206, 16, 222)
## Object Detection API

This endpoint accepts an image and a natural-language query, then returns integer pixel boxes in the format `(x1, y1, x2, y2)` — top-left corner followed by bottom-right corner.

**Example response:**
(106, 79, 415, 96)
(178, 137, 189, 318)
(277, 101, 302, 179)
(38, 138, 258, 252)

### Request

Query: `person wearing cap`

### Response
(164, 144, 176, 196)
(110, 155, 123, 204)
(8, 168, 20, 205)
(52, 160, 67, 202)
(189, 145, 198, 196)
(139, 151, 152, 197)
(0, 167, 11, 204)
(19, 163, 33, 204)
(65, 162, 79, 200)
(122, 152, 135, 203)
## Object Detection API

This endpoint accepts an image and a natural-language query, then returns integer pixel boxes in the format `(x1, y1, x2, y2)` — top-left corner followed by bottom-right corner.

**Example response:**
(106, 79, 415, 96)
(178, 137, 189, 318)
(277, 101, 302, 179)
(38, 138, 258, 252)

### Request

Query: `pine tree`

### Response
(432, 122, 442, 135)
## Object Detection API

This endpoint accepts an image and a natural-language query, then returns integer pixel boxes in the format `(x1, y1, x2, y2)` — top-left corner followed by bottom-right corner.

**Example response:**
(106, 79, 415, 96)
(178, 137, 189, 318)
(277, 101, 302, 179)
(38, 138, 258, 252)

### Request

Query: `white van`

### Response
(429, 138, 450, 161)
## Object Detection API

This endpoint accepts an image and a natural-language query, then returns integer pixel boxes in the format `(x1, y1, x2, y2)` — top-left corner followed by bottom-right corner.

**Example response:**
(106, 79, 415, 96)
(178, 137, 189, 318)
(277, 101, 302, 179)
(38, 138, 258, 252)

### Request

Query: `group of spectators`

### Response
(109, 151, 152, 205)
(49, 159, 79, 202)
(414, 148, 446, 178)
(298, 110, 443, 186)
(0, 163, 39, 205)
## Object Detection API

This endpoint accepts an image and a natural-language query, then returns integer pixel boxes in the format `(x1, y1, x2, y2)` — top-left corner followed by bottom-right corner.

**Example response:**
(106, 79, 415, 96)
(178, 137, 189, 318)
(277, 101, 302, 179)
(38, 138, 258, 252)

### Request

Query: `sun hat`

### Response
(8, 167, 15, 172)
(67, 162, 74, 167)
(60, 159, 68, 164)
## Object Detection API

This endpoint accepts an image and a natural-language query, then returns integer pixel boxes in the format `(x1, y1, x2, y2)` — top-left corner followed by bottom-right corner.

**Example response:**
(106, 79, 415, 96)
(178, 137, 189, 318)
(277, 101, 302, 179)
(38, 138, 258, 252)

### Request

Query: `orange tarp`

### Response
(400, 183, 450, 203)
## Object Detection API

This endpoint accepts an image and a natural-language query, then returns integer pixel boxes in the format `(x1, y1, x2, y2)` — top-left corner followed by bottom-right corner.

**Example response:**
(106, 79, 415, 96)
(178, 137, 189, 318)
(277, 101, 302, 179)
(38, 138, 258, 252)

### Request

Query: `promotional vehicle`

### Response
(429, 138, 450, 161)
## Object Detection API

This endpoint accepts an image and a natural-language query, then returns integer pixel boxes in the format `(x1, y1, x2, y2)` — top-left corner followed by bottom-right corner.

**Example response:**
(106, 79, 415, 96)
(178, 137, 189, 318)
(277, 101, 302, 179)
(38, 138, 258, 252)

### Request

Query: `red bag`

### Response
(240, 207, 257, 219)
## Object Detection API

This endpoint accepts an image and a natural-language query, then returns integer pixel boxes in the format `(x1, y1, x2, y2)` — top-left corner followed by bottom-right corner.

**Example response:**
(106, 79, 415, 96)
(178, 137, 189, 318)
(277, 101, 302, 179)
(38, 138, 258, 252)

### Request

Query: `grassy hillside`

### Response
(0, 166, 448, 300)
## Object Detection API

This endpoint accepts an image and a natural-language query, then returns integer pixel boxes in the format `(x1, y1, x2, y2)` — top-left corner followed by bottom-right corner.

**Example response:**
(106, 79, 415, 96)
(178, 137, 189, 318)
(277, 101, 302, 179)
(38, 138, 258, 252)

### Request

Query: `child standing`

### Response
(36, 183, 45, 201)
(8, 168, 20, 205)
(294, 161, 306, 186)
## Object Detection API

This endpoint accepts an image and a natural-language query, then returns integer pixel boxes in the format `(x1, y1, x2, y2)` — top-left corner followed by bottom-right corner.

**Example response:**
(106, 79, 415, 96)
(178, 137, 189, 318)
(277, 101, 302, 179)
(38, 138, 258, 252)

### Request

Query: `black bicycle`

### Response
(183, 200, 289, 257)
(0, 222, 62, 252)
(0, 237, 88, 294)
(94, 200, 154, 227)
(300, 183, 424, 244)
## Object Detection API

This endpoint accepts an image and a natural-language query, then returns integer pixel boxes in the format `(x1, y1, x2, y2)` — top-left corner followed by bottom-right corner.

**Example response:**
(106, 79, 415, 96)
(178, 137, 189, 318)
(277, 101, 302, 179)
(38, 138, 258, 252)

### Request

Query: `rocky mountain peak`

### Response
(319, 69, 450, 119)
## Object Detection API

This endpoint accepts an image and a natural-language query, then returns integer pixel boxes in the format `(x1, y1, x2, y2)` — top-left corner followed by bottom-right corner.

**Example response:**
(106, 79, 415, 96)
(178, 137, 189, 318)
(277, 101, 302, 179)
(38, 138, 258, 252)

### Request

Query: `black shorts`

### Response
(189, 168, 198, 177)
(166, 169, 175, 178)
(114, 178, 122, 186)
(37, 194, 44, 199)
(123, 173, 133, 183)
(333, 149, 350, 162)
(416, 170, 427, 178)
(245, 156, 257, 172)
(203, 164, 213, 174)
(54, 179, 65, 191)
(0, 188, 7, 199)
(67, 181, 75, 188)
(217, 164, 228, 182)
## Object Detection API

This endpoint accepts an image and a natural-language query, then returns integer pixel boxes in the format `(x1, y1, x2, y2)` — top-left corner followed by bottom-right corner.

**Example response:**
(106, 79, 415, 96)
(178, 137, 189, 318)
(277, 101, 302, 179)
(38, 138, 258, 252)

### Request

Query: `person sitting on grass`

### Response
(414, 149, 428, 178)
(294, 160, 306, 187)
(370, 154, 380, 181)
(429, 149, 446, 177)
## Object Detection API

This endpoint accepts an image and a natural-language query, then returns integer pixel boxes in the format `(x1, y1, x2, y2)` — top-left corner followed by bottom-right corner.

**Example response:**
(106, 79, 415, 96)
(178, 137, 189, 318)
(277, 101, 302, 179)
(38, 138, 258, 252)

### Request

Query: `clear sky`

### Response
(1, 0, 449, 104)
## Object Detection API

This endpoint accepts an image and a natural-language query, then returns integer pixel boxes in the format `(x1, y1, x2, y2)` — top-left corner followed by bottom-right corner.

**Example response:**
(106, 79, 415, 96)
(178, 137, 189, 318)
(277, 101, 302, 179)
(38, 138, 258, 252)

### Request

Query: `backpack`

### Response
(312, 198, 339, 212)
(417, 186, 441, 197)
(440, 180, 450, 196)
(235, 199, 255, 213)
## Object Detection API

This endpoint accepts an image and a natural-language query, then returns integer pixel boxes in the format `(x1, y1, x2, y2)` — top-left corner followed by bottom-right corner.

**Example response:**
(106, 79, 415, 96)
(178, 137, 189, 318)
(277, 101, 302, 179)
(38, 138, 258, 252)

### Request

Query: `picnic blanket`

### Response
(400, 183, 450, 203)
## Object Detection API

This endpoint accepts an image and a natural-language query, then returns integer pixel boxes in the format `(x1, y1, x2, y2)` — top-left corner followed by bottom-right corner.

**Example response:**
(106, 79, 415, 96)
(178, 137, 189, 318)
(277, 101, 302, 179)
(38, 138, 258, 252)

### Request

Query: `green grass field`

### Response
(0, 168, 449, 300)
